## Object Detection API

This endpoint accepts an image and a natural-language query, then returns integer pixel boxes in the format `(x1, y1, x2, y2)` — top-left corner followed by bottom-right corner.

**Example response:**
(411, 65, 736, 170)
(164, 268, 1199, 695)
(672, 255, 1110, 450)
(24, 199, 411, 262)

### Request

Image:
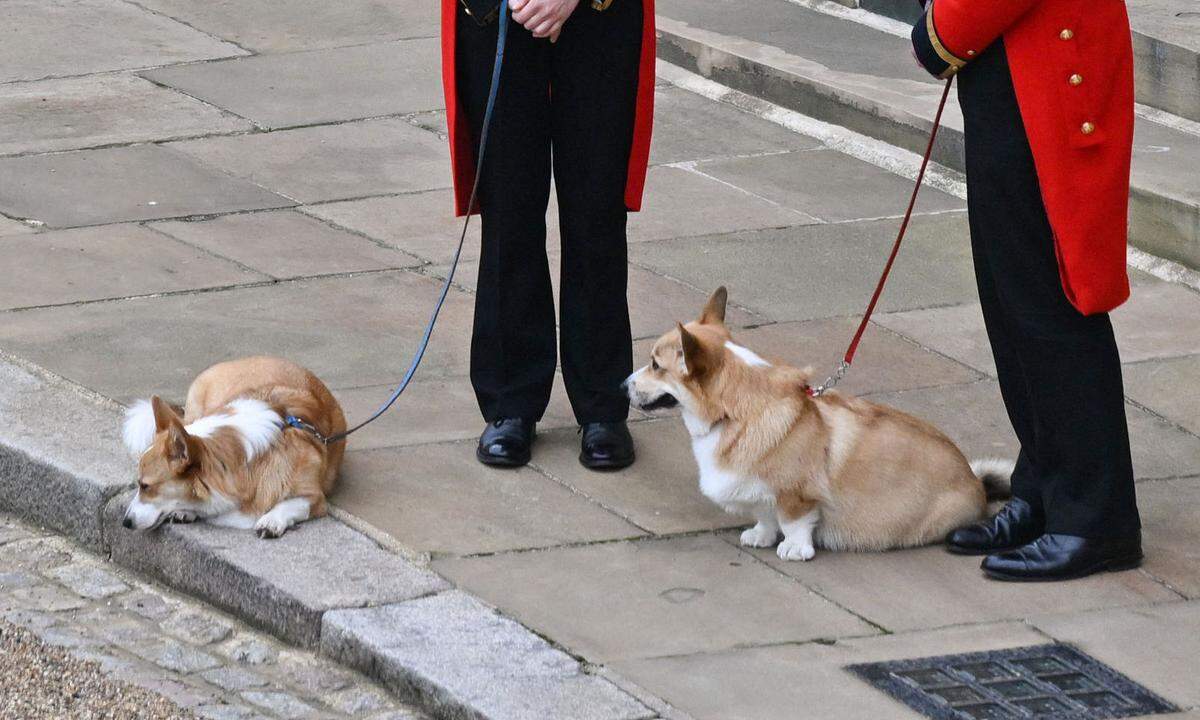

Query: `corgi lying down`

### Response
(626, 288, 1011, 561)
(121, 356, 345, 538)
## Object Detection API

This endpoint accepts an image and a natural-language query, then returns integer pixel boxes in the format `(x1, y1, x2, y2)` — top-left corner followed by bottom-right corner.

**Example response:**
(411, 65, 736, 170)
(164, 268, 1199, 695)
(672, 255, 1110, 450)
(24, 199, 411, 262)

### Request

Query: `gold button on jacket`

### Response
(1069, 73, 1083, 86)
(1081, 122, 1095, 135)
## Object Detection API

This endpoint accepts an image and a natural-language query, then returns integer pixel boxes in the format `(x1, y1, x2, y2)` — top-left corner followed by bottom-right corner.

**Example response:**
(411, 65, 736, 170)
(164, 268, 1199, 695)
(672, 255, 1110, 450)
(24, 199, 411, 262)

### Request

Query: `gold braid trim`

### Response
(591, 0, 614, 9)
(926, 6, 967, 77)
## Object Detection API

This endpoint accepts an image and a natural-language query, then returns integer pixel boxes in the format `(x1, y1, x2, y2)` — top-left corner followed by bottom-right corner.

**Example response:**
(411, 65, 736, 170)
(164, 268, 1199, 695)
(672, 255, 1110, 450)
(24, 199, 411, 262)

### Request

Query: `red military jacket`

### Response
(440, 0, 656, 217)
(913, 0, 1134, 315)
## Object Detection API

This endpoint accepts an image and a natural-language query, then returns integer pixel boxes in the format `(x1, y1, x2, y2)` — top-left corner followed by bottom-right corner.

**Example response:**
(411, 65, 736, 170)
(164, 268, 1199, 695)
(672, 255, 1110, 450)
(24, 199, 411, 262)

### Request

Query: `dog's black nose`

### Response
(122, 516, 133, 529)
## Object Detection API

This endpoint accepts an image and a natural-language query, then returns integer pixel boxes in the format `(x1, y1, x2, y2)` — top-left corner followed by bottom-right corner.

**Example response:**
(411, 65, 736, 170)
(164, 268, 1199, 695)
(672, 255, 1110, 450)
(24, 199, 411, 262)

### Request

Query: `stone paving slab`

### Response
(132, 0, 438, 53)
(878, 280, 1200, 377)
(322, 591, 654, 720)
(435, 534, 878, 663)
(629, 213, 976, 322)
(334, 375, 578, 451)
(143, 39, 444, 130)
(0, 145, 293, 228)
(1137, 477, 1200, 598)
(149, 210, 424, 280)
(649, 85, 822, 166)
(302, 190, 481, 266)
(0, 216, 34, 236)
(0, 74, 251, 157)
(434, 255, 765, 340)
(627, 165, 818, 242)
(1032, 601, 1200, 710)
(336, 443, 645, 556)
(167, 118, 452, 204)
(529, 422, 743, 536)
(735, 534, 1179, 633)
(655, 0, 1200, 268)
(0, 224, 265, 310)
(0, 356, 130, 549)
(1124, 356, 1200, 437)
(0, 271, 475, 402)
(612, 622, 1049, 720)
(870, 380, 1200, 482)
(103, 509, 449, 647)
(697, 149, 964, 222)
(1, 0, 245, 83)
(681, 318, 983, 396)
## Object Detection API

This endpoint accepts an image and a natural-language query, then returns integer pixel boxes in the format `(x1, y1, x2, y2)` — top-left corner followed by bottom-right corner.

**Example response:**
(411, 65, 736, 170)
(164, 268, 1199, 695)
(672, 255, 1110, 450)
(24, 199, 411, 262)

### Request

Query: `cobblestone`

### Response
(122, 589, 178, 619)
(0, 513, 428, 720)
(163, 609, 235, 645)
(10, 584, 89, 612)
(201, 666, 270, 692)
(240, 690, 320, 719)
(47, 562, 131, 598)
(326, 685, 393, 714)
(223, 637, 279, 666)
(196, 703, 270, 720)
(128, 638, 224, 674)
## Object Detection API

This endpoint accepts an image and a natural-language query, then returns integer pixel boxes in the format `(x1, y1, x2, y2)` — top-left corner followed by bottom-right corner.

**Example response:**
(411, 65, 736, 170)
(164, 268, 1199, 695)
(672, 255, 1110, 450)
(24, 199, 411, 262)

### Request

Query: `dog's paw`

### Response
(254, 514, 291, 539)
(740, 524, 780, 548)
(166, 510, 199, 524)
(777, 537, 816, 562)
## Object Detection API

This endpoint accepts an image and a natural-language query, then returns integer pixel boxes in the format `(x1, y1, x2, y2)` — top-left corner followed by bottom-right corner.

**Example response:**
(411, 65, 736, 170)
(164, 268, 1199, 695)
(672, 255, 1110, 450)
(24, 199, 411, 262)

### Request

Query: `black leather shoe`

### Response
(579, 422, 635, 470)
(982, 532, 1143, 582)
(946, 497, 1043, 556)
(476, 418, 535, 467)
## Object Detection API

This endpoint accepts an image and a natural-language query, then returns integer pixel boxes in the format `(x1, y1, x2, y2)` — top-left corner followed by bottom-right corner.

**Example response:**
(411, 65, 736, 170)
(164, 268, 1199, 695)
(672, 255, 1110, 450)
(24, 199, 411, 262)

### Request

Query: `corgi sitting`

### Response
(121, 356, 346, 538)
(626, 288, 1011, 561)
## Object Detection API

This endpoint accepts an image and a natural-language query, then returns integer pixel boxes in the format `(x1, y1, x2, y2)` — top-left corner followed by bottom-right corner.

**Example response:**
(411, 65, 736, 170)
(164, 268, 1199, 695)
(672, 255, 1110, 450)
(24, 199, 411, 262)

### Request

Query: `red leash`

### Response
(809, 77, 955, 397)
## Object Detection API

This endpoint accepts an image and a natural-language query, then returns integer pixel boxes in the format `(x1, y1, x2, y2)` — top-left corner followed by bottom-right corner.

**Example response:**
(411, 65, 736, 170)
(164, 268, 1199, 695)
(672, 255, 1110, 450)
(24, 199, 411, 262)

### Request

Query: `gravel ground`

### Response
(0, 618, 195, 720)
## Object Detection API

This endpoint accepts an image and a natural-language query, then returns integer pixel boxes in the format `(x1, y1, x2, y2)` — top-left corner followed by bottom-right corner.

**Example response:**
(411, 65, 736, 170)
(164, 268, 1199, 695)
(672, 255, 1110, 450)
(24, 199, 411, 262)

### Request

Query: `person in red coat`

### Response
(442, 0, 655, 469)
(912, 0, 1142, 580)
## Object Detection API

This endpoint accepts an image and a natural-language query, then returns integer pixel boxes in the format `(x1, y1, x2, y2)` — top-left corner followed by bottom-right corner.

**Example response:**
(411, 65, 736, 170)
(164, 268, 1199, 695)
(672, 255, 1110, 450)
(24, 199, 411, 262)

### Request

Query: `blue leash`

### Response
(286, 1, 510, 445)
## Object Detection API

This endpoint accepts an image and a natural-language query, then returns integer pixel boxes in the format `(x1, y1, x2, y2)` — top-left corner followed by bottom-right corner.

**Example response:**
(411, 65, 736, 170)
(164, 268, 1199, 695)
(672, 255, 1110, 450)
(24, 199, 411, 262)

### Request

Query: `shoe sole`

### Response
(946, 542, 1025, 557)
(578, 453, 635, 471)
(982, 553, 1144, 583)
(476, 447, 531, 468)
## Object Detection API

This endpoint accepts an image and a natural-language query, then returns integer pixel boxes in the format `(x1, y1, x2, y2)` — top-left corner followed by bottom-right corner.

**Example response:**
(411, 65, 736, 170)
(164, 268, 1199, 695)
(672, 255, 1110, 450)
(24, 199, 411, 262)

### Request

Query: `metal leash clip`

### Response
(809, 360, 850, 397)
(283, 415, 329, 445)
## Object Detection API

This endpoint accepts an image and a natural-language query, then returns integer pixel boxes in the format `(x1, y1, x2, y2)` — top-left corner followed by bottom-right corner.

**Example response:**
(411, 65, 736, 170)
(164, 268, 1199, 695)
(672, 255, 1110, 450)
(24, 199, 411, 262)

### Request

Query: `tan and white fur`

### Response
(626, 287, 1011, 561)
(121, 356, 346, 539)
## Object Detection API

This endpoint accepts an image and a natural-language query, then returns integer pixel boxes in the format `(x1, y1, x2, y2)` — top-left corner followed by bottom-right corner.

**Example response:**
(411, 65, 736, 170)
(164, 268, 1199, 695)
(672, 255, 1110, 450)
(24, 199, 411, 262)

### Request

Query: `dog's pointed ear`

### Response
(678, 323, 711, 377)
(151, 395, 179, 432)
(698, 286, 728, 326)
(165, 417, 198, 474)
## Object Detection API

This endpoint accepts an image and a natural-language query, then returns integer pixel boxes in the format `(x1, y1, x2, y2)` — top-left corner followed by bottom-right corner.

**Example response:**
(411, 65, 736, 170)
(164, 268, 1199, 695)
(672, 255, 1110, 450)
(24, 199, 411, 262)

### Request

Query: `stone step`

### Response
(655, 0, 1200, 269)
(853, 0, 1200, 124)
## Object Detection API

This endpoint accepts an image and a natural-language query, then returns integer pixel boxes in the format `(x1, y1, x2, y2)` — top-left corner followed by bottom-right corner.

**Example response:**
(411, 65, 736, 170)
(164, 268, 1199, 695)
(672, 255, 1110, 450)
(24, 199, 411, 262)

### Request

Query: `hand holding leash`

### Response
(510, 0, 579, 41)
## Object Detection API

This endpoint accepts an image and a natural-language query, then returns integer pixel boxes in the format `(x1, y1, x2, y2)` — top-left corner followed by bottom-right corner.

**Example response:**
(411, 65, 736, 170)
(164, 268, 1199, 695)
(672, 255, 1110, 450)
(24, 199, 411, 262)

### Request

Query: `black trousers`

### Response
(456, 1, 642, 424)
(958, 41, 1140, 538)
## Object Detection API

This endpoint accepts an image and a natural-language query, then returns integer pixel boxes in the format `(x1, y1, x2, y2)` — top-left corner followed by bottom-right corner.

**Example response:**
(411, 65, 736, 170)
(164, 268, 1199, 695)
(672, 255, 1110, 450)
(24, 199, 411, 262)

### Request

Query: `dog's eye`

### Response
(651, 358, 660, 371)
(138, 482, 150, 492)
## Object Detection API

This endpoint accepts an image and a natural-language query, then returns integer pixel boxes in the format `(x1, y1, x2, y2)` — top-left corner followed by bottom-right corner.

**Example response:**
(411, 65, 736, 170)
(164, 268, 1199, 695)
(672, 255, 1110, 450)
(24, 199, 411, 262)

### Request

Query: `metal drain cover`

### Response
(846, 644, 1177, 719)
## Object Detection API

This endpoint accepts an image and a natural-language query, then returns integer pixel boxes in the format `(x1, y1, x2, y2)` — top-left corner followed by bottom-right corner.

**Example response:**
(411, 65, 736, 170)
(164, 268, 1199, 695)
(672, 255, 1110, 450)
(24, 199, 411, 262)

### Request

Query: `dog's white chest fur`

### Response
(691, 426, 773, 513)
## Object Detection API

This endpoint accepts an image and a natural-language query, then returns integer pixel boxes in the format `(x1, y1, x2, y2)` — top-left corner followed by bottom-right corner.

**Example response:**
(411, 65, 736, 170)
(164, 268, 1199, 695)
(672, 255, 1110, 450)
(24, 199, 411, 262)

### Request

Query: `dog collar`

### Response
(283, 415, 328, 444)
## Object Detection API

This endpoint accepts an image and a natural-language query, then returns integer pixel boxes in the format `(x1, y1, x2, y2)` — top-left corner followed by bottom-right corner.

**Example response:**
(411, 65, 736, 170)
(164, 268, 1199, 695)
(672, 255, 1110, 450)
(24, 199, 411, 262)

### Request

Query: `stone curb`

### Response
(0, 354, 656, 720)
(0, 351, 129, 549)
(323, 591, 657, 720)
(654, 14, 1200, 269)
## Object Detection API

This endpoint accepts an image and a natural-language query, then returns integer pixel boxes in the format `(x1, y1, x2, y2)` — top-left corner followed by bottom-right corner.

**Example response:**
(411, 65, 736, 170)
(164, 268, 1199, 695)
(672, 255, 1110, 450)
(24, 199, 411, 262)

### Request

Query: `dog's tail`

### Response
(970, 457, 1015, 502)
